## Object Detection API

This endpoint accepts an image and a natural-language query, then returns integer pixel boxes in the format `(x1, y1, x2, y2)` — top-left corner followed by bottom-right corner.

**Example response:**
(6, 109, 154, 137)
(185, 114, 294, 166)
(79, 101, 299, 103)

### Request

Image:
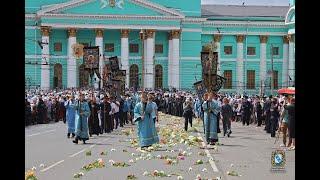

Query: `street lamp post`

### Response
(271, 44, 274, 95)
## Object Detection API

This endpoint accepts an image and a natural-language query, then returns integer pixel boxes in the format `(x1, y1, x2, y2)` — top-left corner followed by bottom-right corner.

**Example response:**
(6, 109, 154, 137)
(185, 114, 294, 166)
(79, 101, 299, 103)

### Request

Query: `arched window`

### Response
(53, 63, 62, 89)
(155, 64, 163, 89)
(79, 64, 89, 88)
(129, 64, 139, 88)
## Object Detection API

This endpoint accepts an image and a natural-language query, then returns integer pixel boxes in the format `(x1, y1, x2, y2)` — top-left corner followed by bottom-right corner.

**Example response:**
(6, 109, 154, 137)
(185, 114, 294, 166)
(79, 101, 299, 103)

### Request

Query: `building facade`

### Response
(25, 0, 295, 94)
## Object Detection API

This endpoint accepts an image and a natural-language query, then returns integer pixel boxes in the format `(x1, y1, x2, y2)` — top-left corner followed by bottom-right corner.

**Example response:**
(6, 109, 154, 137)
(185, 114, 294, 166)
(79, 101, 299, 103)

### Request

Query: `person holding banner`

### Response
(73, 93, 91, 144)
(134, 93, 159, 149)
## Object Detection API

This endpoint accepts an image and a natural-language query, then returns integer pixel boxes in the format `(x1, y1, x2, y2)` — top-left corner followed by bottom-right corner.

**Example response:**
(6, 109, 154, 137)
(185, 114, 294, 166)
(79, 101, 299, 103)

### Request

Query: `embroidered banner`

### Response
(83, 46, 99, 69)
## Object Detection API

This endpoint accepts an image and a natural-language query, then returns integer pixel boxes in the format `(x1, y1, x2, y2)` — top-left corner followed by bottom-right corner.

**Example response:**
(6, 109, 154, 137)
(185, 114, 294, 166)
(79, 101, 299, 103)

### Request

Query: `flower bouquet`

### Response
(85, 150, 91, 156)
(73, 172, 84, 179)
(82, 159, 105, 171)
(194, 159, 204, 165)
(112, 162, 130, 167)
(25, 170, 37, 180)
(127, 174, 137, 179)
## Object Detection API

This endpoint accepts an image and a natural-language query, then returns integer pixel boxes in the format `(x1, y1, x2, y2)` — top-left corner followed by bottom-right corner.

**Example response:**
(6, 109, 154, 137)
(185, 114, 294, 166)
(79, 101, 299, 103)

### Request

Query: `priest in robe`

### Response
(202, 92, 221, 146)
(65, 95, 76, 138)
(134, 93, 159, 149)
(73, 93, 91, 144)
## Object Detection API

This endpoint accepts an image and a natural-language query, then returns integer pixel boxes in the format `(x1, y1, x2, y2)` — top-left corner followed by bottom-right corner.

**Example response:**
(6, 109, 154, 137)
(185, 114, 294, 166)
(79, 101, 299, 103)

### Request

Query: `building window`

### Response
(81, 43, 89, 47)
(129, 64, 139, 88)
(54, 42, 62, 52)
(155, 64, 163, 89)
(155, 44, 163, 53)
(272, 47, 279, 55)
(247, 70, 255, 89)
(105, 43, 114, 52)
(247, 47, 256, 55)
(129, 44, 139, 53)
(273, 70, 278, 89)
(223, 70, 232, 89)
(224, 46, 232, 55)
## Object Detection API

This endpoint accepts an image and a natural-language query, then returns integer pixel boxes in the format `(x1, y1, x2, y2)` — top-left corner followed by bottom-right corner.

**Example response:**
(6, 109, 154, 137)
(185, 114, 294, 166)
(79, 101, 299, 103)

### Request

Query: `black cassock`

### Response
(103, 101, 112, 133)
(37, 100, 47, 124)
(88, 102, 101, 136)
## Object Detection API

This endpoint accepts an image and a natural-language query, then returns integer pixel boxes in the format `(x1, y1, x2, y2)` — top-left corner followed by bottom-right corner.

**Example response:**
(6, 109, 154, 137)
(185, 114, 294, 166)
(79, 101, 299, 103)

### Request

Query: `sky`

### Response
(201, 0, 289, 6)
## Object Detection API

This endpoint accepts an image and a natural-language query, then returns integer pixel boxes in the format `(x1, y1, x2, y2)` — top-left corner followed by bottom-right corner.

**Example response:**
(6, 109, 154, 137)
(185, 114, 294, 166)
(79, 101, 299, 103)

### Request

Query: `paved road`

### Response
(25, 113, 294, 180)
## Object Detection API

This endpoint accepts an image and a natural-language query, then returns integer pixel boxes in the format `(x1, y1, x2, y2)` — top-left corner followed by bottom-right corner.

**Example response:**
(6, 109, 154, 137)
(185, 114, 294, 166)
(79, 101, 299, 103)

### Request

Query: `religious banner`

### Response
(193, 80, 207, 99)
(201, 51, 218, 75)
(83, 46, 99, 69)
(72, 43, 84, 59)
(108, 56, 120, 71)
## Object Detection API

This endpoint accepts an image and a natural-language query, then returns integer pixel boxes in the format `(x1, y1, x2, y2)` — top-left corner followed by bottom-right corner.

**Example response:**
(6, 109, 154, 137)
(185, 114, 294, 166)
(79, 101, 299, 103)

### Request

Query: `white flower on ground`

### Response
(202, 168, 207, 172)
(108, 160, 115, 165)
(167, 174, 171, 177)
(157, 155, 161, 158)
(196, 174, 201, 179)
(97, 158, 103, 163)
(39, 164, 45, 168)
(187, 147, 191, 150)
(179, 149, 183, 152)
(171, 150, 175, 153)
(188, 152, 192, 156)
(111, 148, 116, 152)
(182, 151, 187, 156)
(230, 163, 234, 167)
(129, 159, 134, 163)
(135, 157, 140, 161)
(177, 175, 184, 180)
(143, 171, 149, 176)
(131, 153, 135, 156)
(31, 166, 36, 171)
(216, 177, 221, 180)
(79, 172, 84, 176)
(160, 170, 165, 174)
(188, 167, 192, 171)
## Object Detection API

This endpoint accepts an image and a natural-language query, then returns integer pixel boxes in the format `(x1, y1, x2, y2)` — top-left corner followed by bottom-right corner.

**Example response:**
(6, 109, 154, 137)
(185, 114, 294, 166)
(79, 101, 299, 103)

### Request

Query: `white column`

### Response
(259, 35, 268, 94)
(288, 35, 295, 87)
(120, 29, 129, 89)
(95, 29, 104, 88)
(67, 28, 77, 88)
(168, 33, 173, 88)
(282, 35, 289, 87)
(40, 26, 50, 90)
(171, 30, 180, 89)
(214, 34, 222, 76)
(236, 35, 244, 94)
(143, 37, 147, 89)
(145, 30, 155, 89)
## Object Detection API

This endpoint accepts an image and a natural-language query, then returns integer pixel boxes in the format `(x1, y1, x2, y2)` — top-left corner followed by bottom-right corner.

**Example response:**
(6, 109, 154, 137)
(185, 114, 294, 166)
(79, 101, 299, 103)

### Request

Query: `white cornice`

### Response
(131, 0, 184, 17)
(42, 13, 181, 21)
(182, 28, 202, 32)
(182, 18, 207, 24)
(41, 23, 180, 30)
(180, 57, 200, 60)
(202, 31, 287, 36)
(25, 14, 36, 19)
(25, 26, 40, 30)
(203, 21, 286, 28)
(25, 55, 68, 59)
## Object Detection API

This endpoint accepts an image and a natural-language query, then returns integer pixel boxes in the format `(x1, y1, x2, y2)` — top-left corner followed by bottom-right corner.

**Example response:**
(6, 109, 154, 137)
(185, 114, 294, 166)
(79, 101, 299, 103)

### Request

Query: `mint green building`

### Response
(25, 0, 295, 94)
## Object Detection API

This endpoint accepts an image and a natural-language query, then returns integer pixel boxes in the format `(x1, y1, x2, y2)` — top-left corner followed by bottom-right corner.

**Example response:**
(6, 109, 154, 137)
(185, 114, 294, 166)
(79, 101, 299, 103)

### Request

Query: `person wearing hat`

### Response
(241, 96, 251, 126)
(73, 93, 91, 144)
(65, 95, 76, 138)
(133, 93, 159, 149)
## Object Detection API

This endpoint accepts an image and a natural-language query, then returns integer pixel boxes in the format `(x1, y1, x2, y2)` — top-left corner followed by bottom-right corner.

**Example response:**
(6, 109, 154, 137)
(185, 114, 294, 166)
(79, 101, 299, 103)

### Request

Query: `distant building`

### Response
(25, 0, 295, 94)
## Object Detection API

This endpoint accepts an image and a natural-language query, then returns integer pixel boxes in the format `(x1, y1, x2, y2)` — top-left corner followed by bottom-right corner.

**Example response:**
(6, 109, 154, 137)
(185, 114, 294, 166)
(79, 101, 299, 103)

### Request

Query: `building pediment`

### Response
(285, 6, 295, 25)
(37, 0, 184, 18)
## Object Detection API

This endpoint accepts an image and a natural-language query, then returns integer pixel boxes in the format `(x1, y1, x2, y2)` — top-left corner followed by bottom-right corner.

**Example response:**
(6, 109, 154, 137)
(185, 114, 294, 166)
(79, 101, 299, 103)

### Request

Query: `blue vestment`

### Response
(65, 100, 76, 133)
(134, 102, 159, 147)
(75, 100, 91, 140)
(202, 100, 221, 143)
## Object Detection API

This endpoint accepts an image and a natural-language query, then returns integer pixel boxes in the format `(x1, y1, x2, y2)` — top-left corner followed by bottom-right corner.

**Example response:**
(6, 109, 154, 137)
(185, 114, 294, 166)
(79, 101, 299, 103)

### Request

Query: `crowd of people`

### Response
(25, 88, 295, 150)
